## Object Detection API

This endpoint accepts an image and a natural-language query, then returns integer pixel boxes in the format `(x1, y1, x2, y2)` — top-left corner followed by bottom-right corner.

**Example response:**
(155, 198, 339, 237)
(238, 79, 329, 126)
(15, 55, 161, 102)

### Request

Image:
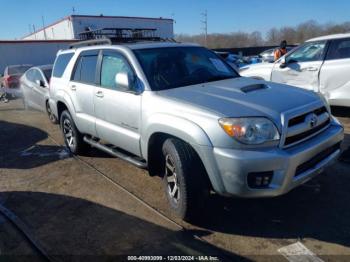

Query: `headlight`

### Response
(218, 117, 280, 145)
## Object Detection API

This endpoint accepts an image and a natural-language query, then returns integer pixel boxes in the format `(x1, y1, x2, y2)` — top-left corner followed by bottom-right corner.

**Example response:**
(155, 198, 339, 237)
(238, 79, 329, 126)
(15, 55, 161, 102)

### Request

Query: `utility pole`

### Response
(32, 24, 37, 39)
(28, 24, 32, 35)
(201, 10, 208, 47)
(42, 16, 47, 40)
(72, 7, 76, 14)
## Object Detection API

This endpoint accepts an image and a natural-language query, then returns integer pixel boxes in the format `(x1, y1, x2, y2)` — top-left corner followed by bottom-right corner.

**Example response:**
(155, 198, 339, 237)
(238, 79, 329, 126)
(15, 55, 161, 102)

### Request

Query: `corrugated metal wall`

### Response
(72, 16, 174, 39)
(23, 16, 174, 40)
(23, 19, 74, 40)
(0, 41, 75, 73)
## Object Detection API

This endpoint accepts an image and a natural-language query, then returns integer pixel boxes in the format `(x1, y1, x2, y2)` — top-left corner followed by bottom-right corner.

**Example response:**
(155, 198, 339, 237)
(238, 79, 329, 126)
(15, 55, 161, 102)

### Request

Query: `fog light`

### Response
(248, 171, 273, 189)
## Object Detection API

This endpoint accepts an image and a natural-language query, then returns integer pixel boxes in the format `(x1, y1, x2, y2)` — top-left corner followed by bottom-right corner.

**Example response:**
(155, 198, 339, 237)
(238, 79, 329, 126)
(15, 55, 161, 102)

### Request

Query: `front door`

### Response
(31, 69, 48, 110)
(271, 41, 327, 92)
(93, 49, 142, 156)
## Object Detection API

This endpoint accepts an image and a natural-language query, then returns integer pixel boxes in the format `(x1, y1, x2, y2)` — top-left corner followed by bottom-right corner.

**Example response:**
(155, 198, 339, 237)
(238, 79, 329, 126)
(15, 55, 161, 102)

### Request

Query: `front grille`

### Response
(285, 119, 330, 145)
(288, 106, 327, 127)
(295, 142, 341, 177)
(283, 106, 330, 147)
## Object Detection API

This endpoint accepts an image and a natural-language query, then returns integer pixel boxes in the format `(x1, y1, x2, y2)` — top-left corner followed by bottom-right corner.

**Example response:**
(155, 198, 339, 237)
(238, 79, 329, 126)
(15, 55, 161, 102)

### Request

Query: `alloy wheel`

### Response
(63, 118, 75, 149)
(165, 154, 180, 203)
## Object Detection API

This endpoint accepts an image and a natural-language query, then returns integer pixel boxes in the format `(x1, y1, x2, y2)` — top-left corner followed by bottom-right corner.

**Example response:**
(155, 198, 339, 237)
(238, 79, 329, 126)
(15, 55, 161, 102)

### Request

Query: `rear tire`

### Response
(60, 110, 88, 154)
(46, 101, 58, 124)
(162, 138, 209, 221)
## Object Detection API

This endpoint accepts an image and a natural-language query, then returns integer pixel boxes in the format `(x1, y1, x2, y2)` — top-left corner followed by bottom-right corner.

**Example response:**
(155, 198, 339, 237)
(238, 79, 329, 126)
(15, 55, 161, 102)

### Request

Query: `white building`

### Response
(0, 40, 77, 73)
(23, 14, 174, 40)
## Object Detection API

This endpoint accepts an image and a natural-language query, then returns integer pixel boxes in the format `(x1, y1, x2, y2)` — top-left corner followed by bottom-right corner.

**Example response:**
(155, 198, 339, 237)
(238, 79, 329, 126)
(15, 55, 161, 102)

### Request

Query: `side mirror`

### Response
(115, 72, 137, 92)
(279, 57, 287, 68)
(36, 79, 46, 87)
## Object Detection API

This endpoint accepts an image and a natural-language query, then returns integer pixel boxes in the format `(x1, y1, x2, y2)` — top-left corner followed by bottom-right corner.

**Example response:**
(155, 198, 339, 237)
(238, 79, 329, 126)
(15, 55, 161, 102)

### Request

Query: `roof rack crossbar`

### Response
(69, 38, 112, 49)
(78, 27, 166, 43)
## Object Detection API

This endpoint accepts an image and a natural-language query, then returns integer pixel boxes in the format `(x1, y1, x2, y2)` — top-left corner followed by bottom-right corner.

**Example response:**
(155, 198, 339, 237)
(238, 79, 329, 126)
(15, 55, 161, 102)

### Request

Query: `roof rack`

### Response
(69, 38, 112, 49)
(78, 27, 170, 43)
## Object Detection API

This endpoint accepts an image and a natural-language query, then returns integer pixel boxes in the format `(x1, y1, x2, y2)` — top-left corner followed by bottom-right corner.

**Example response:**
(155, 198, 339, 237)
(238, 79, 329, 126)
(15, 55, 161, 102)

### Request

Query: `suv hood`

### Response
(157, 77, 322, 127)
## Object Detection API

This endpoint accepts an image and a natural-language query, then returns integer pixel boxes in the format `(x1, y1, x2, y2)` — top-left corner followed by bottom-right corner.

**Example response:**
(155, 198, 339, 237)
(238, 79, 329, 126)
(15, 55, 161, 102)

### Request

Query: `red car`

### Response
(1, 64, 33, 89)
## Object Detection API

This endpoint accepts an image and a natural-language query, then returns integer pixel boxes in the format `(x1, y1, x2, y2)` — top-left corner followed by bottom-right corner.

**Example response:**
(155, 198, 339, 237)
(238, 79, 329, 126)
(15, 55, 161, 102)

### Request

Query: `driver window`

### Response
(286, 41, 326, 63)
(26, 69, 35, 82)
(100, 53, 134, 91)
(33, 70, 44, 83)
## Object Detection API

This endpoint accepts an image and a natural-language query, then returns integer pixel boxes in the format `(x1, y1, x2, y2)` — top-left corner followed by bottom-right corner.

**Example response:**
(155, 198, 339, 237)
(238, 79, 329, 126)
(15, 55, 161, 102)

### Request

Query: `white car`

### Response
(240, 33, 350, 107)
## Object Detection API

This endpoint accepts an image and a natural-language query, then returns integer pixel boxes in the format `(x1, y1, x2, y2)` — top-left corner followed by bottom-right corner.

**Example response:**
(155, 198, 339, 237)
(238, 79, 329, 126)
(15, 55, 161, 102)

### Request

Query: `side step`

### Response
(83, 136, 148, 169)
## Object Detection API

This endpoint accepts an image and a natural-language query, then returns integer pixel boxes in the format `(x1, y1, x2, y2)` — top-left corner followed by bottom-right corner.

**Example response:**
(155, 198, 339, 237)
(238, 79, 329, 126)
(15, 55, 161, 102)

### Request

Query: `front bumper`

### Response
(205, 120, 343, 197)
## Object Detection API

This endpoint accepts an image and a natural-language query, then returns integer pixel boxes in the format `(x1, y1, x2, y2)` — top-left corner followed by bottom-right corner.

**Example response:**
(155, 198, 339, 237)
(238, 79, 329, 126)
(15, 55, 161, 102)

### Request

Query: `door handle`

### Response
(95, 90, 104, 98)
(303, 67, 318, 72)
(70, 85, 76, 91)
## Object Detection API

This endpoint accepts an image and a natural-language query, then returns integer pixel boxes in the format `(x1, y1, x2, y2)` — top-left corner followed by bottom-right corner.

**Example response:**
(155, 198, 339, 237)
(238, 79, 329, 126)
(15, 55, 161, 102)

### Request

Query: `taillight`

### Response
(5, 75, 15, 83)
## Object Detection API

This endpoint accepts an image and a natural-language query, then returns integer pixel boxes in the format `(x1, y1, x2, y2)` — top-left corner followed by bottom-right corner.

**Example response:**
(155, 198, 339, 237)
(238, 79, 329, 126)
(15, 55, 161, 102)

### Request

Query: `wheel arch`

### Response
(143, 115, 214, 188)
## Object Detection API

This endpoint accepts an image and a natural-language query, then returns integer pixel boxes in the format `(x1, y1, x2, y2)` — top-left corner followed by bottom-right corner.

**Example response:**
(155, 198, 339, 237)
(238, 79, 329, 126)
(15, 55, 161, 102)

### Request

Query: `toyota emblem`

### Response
(306, 113, 318, 128)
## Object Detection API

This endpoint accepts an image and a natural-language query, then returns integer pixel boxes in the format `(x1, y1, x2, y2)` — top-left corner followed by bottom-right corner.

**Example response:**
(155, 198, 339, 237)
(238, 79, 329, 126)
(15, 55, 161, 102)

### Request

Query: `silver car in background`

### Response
(258, 47, 294, 63)
(21, 65, 57, 123)
(241, 33, 350, 107)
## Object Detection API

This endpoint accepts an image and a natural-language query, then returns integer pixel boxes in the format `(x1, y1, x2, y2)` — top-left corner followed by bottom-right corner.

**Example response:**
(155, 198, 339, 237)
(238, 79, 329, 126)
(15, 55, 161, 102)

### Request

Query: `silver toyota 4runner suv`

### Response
(49, 40, 344, 220)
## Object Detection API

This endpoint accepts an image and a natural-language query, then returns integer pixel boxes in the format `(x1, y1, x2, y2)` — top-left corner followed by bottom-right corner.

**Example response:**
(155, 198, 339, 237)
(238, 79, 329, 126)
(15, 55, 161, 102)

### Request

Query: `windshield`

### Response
(8, 65, 32, 75)
(133, 46, 239, 91)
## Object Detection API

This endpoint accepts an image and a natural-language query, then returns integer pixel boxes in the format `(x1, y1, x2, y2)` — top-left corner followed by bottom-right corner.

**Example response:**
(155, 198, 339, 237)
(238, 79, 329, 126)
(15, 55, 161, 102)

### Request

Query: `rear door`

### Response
(69, 50, 99, 136)
(271, 41, 327, 92)
(93, 49, 142, 156)
(319, 37, 350, 106)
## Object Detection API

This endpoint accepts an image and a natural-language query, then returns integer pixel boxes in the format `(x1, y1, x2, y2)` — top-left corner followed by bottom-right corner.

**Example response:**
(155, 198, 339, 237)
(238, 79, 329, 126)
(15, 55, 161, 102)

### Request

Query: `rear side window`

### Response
(326, 38, 350, 60)
(72, 55, 98, 84)
(53, 53, 74, 78)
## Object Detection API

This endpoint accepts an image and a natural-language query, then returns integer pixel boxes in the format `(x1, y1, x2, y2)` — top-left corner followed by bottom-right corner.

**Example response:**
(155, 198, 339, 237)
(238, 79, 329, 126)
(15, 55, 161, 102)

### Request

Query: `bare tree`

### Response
(176, 20, 350, 48)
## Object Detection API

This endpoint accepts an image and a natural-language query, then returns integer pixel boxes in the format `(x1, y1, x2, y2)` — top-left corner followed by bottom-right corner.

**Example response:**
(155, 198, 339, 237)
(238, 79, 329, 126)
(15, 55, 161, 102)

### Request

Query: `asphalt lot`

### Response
(0, 98, 350, 261)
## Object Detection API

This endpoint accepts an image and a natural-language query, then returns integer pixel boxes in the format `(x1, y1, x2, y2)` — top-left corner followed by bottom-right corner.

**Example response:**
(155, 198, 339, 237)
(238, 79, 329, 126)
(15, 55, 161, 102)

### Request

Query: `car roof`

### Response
(58, 41, 199, 54)
(307, 33, 350, 42)
(35, 64, 53, 70)
(7, 64, 32, 68)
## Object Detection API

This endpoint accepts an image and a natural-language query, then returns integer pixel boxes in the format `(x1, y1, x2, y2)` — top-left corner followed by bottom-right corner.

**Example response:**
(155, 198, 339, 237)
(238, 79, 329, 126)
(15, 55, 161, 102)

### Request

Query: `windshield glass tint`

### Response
(287, 41, 326, 63)
(134, 47, 239, 91)
(8, 66, 31, 75)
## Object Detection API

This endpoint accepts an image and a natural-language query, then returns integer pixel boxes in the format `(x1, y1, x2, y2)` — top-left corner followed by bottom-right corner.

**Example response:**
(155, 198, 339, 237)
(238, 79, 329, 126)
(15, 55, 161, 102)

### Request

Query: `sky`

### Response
(1, 0, 350, 39)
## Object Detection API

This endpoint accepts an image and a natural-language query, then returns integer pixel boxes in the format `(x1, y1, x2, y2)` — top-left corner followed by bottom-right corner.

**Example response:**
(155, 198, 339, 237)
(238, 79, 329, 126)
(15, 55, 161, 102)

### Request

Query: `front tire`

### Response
(46, 101, 58, 124)
(162, 138, 209, 221)
(60, 110, 88, 154)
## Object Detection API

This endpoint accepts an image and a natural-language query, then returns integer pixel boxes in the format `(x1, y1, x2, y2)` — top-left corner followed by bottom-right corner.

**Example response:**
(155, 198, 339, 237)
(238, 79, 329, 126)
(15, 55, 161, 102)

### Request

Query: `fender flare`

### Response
(54, 89, 77, 122)
(141, 114, 212, 159)
(142, 113, 226, 194)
